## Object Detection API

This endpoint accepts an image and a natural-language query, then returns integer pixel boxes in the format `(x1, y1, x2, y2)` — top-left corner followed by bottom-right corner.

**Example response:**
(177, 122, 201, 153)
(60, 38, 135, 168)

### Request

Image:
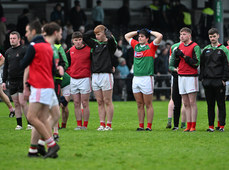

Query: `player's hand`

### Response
(57, 66, 64, 76)
(175, 48, 184, 58)
(145, 28, 152, 33)
(174, 68, 179, 73)
(222, 80, 226, 86)
(23, 86, 30, 101)
(2, 83, 6, 90)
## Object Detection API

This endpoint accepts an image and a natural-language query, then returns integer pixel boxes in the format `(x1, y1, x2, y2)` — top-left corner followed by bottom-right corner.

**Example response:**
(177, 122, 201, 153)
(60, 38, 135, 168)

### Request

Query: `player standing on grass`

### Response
(2, 31, 31, 130)
(83, 25, 117, 131)
(20, 21, 62, 158)
(66, 31, 91, 130)
(172, 27, 201, 132)
(124, 28, 163, 131)
(0, 53, 15, 117)
(169, 41, 186, 131)
(200, 28, 229, 132)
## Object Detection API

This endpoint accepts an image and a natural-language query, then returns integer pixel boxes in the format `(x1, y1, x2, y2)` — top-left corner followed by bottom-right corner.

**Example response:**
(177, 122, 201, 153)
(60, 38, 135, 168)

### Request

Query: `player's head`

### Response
(94, 25, 107, 42)
(208, 28, 219, 45)
(138, 29, 150, 45)
(9, 31, 21, 47)
(72, 31, 83, 49)
(26, 20, 42, 42)
(179, 27, 192, 43)
(43, 22, 62, 43)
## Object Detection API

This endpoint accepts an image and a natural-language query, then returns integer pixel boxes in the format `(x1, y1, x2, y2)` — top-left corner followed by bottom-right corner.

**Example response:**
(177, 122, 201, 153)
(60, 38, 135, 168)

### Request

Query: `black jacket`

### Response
(3, 45, 27, 82)
(200, 44, 229, 87)
(83, 30, 118, 73)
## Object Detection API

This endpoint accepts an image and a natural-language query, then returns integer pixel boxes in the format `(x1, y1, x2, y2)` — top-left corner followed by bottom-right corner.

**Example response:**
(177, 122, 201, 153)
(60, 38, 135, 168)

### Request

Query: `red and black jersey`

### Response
(66, 45, 91, 79)
(178, 42, 200, 76)
(20, 35, 55, 88)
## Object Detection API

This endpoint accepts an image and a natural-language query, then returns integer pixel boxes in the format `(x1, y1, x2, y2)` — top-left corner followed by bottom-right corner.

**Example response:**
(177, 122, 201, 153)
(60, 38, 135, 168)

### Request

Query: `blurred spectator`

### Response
(69, 0, 87, 31)
(0, 17, 6, 52)
(114, 58, 130, 101)
(117, 0, 130, 35)
(79, 25, 85, 34)
(148, 0, 161, 30)
(199, 1, 214, 41)
(92, 0, 104, 27)
(170, 0, 191, 32)
(50, 3, 64, 26)
(17, 8, 29, 37)
(117, 58, 130, 79)
(123, 44, 134, 70)
(154, 45, 170, 100)
(0, 2, 4, 18)
(40, 18, 48, 25)
(62, 23, 74, 49)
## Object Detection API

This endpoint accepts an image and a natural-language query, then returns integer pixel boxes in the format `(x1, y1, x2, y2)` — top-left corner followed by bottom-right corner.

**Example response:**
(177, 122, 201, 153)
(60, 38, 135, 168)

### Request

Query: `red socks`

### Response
(77, 120, 82, 127)
(83, 121, 88, 127)
(100, 122, 105, 127)
(61, 122, 66, 128)
(147, 123, 152, 129)
(139, 123, 144, 128)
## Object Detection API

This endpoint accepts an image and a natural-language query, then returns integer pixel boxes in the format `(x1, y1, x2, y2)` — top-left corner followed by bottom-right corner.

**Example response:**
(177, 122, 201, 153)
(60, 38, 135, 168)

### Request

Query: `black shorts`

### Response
(9, 79, 23, 95)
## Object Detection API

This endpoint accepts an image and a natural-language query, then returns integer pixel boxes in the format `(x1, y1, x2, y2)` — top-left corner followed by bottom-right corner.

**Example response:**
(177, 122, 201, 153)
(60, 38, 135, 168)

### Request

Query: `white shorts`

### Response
(29, 86, 58, 107)
(70, 77, 91, 94)
(225, 81, 229, 96)
(62, 85, 71, 96)
(0, 77, 2, 84)
(132, 76, 154, 95)
(178, 76, 199, 95)
(92, 73, 113, 91)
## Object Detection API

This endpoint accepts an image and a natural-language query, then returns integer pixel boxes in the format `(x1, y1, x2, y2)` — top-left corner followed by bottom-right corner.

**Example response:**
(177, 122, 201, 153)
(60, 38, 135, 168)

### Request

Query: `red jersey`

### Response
(178, 42, 199, 76)
(20, 35, 55, 88)
(67, 45, 91, 79)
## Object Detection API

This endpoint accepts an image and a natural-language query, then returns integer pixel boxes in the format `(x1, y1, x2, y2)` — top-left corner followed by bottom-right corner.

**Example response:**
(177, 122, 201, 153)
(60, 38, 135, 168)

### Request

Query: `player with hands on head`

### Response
(125, 28, 163, 131)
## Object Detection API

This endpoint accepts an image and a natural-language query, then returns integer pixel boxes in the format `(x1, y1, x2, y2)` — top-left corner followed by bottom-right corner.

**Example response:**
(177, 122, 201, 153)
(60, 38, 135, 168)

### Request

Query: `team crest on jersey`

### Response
(134, 51, 143, 58)
(16, 53, 19, 57)
(218, 51, 221, 55)
(71, 52, 74, 54)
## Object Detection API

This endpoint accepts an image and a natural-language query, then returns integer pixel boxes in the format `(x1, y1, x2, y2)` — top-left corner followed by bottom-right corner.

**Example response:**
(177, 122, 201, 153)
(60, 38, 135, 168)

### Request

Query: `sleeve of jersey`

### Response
(66, 50, 71, 68)
(223, 47, 229, 62)
(169, 51, 177, 72)
(199, 51, 205, 81)
(184, 45, 201, 68)
(19, 44, 35, 70)
(130, 39, 138, 49)
(222, 48, 229, 81)
(59, 46, 69, 70)
(83, 30, 96, 48)
(149, 42, 159, 58)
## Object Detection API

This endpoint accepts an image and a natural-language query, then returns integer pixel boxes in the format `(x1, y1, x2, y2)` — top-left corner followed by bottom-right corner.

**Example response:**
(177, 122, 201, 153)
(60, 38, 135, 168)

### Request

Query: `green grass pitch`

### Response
(0, 101, 229, 170)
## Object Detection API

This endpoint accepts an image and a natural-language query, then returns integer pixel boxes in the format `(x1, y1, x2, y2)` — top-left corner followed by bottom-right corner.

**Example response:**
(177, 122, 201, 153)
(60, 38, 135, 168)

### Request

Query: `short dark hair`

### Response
(10, 31, 21, 39)
(72, 31, 83, 39)
(138, 29, 150, 38)
(42, 22, 61, 36)
(180, 27, 192, 34)
(28, 20, 42, 34)
(208, 28, 219, 35)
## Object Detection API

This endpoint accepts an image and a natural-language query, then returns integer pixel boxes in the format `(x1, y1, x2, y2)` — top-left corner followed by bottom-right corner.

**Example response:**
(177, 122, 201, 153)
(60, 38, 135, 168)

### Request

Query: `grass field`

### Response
(0, 101, 229, 170)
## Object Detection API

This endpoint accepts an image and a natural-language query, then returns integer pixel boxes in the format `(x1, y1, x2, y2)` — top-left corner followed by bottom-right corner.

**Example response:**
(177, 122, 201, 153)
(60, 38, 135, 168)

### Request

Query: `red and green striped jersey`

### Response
(130, 38, 158, 76)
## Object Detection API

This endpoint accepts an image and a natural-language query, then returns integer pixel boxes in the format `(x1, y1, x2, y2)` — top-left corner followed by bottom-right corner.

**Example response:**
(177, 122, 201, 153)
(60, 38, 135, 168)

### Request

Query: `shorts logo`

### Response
(134, 52, 143, 58)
